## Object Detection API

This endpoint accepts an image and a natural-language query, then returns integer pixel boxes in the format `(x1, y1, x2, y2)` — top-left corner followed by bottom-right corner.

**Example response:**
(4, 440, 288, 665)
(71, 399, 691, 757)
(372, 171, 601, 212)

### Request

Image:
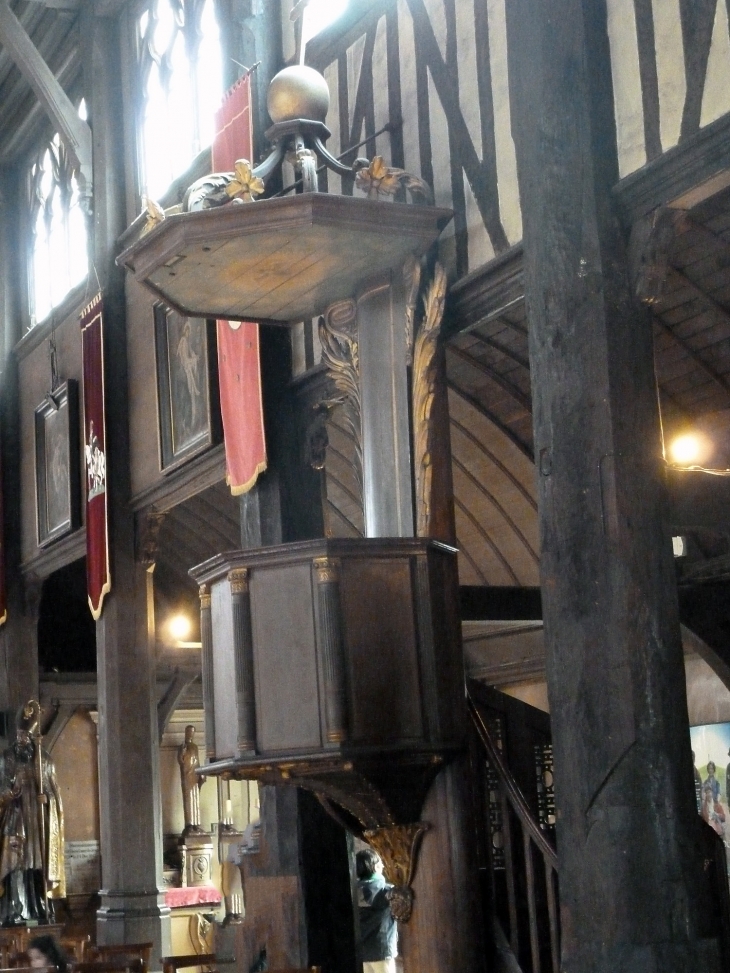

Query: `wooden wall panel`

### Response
(126, 275, 164, 499)
(17, 307, 85, 567)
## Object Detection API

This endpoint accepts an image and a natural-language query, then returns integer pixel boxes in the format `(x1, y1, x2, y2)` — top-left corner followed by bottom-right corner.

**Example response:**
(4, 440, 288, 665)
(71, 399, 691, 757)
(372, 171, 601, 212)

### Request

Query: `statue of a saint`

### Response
(178, 725, 205, 835)
(0, 701, 65, 925)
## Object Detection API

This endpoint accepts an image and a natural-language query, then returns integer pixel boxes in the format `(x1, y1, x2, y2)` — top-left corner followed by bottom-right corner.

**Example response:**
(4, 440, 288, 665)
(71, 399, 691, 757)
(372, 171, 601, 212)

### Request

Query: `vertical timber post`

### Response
(505, 0, 723, 968)
(86, 5, 170, 959)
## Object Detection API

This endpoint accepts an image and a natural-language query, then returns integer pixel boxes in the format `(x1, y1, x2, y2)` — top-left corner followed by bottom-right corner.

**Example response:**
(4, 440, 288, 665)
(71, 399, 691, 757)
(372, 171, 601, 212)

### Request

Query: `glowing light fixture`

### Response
(169, 614, 192, 641)
(667, 431, 714, 467)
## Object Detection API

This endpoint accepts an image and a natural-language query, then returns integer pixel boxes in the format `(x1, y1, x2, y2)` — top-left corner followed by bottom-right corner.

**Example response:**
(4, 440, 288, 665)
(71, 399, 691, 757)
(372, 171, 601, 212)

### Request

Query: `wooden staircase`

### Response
(467, 681, 730, 972)
(467, 683, 559, 973)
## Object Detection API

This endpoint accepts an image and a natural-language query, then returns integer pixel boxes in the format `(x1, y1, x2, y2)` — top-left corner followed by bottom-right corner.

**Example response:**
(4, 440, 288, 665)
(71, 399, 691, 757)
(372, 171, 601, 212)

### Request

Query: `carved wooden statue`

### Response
(178, 725, 205, 835)
(0, 700, 65, 925)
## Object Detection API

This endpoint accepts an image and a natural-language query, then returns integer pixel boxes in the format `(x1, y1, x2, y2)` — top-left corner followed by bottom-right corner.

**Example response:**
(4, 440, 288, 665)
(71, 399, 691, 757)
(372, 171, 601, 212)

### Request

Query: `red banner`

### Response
(213, 74, 267, 495)
(217, 321, 267, 494)
(213, 74, 253, 173)
(80, 294, 110, 619)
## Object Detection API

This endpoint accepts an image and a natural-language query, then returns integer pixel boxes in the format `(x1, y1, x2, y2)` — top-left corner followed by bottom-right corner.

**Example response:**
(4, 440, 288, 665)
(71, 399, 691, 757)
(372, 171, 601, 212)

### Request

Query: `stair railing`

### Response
(468, 694, 560, 973)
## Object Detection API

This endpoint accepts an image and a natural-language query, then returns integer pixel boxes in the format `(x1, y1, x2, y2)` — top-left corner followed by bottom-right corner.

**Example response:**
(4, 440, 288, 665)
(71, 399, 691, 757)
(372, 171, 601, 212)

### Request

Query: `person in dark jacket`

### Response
(356, 848, 398, 973)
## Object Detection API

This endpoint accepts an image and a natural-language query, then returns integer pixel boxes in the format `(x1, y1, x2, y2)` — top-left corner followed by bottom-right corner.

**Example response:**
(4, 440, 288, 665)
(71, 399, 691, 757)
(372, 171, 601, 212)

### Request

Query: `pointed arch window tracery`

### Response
(27, 116, 89, 328)
(137, 0, 224, 200)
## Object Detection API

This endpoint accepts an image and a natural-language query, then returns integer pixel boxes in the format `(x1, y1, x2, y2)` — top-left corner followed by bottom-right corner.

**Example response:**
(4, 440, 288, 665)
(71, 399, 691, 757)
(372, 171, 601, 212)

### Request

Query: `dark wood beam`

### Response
(460, 585, 542, 621)
(0, 0, 91, 192)
(505, 0, 715, 964)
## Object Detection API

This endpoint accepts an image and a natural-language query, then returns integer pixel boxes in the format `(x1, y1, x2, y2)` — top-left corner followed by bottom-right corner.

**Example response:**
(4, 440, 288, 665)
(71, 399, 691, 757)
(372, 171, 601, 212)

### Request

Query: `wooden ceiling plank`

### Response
(323, 497, 362, 539)
(450, 416, 537, 511)
(452, 456, 539, 564)
(447, 344, 531, 412)
(467, 330, 530, 370)
(453, 496, 520, 585)
(447, 380, 534, 461)
(184, 492, 240, 542)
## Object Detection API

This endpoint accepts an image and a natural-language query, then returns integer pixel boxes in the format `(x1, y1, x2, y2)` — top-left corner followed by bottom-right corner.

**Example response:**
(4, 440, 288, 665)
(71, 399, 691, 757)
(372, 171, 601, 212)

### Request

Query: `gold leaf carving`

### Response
(412, 263, 447, 537)
(141, 196, 166, 235)
(404, 256, 422, 367)
(318, 300, 362, 497)
(225, 159, 265, 202)
(363, 822, 430, 923)
(355, 156, 434, 205)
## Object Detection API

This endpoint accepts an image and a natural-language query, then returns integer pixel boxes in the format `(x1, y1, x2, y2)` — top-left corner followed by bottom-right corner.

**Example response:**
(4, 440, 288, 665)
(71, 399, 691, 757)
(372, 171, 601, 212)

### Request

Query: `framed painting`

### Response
(154, 305, 222, 473)
(690, 721, 730, 876)
(35, 379, 81, 547)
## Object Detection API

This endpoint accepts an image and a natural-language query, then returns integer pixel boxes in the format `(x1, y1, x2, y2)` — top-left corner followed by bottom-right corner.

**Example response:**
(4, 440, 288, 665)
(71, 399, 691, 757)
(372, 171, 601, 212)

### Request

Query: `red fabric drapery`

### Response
(213, 74, 267, 495)
(80, 293, 111, 619)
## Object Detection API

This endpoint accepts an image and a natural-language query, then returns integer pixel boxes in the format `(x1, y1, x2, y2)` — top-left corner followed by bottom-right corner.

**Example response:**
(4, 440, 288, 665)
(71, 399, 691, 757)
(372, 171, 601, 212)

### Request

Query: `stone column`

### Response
(505, 0, 723, 968)
(83, 6, 170, 961)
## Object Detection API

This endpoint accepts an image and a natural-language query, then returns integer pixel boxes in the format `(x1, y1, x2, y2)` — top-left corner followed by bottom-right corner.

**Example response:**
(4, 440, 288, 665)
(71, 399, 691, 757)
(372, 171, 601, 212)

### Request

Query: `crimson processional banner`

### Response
(213, 73, 267, 495)
(80, 293, 110, 619)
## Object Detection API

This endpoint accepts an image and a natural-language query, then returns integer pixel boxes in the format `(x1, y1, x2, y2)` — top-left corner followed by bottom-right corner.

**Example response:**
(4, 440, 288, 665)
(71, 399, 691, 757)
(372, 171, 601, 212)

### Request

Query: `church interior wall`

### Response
(51, 709, 100, 844)
(607, 0, 730, 177)
(303, 0, 523, 282)
(125, 274, 171, 501)
(1, 0, 730, 965)
(16, 301, 86, 567)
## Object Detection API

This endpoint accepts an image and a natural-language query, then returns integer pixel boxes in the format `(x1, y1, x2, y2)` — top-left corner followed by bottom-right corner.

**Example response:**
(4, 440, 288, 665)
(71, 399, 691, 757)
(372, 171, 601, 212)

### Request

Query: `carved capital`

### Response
(199, 584, 211, 610)
(228, 568, 250, 594)
(313, 556, 341, 585)
(362, 822, 430, 923)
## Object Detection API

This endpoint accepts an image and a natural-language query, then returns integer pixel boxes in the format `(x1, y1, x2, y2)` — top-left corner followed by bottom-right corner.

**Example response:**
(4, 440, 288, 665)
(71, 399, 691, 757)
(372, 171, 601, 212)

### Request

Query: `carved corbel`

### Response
(363, 822, 430, 922)
(628, 206, 684, 306)
(412, 263, 447, 537)
(135, 508, 167, 567)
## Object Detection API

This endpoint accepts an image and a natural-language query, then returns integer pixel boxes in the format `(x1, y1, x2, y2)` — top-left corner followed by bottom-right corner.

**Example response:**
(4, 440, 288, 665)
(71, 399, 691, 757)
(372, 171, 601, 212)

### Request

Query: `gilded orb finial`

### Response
(267, 65, 330, 124)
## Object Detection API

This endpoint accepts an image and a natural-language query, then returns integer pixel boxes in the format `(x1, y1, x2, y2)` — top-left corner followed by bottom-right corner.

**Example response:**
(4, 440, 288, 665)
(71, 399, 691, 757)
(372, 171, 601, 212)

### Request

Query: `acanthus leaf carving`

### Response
(412, 262, 447, 537)
(317, 300, 363, 498)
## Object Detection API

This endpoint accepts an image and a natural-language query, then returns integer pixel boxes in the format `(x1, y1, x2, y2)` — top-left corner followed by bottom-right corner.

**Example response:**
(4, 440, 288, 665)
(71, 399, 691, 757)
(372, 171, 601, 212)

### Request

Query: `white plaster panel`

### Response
(456, 0, 482, 156)
(372, 15, 391, 163)
(488, 0, 522, 244)
(324, 60, 342, 195)
(652, 0, 686, 151)
(607, 0, 647, 176)
(398, 0, 421, 178)
(701, 0, 730, 129)
(424, 0, 447, 62)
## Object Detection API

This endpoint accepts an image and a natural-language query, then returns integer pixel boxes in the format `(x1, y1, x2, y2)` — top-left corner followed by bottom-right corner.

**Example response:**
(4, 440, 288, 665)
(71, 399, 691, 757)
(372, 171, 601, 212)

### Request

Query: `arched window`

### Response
(138, 0, 224, 201)
(28, 116, 89, 328)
